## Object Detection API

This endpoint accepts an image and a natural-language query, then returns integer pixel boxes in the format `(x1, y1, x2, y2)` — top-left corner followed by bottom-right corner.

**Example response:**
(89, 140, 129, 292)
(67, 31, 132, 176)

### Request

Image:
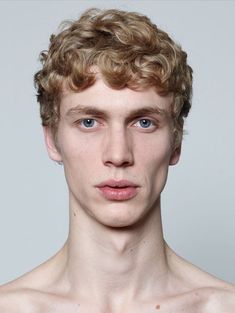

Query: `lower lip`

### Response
(97, 186, 138, 201)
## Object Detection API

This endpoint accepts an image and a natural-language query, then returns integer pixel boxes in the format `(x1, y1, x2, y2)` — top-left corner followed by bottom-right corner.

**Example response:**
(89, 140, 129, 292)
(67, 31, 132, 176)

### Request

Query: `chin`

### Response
(101, 220, 140, 229)
(94, 204, 147, 229)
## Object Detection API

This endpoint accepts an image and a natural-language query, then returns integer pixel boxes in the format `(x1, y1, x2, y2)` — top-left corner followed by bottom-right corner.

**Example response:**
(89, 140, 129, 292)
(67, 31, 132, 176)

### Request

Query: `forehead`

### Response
(60, 78, 172, 116)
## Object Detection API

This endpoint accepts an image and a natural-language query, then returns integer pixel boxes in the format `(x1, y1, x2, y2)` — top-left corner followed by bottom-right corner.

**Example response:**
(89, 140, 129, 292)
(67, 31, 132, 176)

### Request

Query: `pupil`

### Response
(84, 119, 94, 127)
(140, 119, 151, 128)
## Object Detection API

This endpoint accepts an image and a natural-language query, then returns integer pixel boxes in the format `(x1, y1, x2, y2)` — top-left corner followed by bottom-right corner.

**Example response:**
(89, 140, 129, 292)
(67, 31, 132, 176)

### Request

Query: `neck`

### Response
(58, 196, 171, 307)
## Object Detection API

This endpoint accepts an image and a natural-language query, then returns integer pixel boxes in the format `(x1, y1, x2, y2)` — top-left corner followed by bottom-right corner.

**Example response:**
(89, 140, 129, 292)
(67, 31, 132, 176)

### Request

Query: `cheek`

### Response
(136, 135, 172, 188)
(137, 134, 172, 168)
(58, 128, 99, 163)
(57, 129, 102, 184)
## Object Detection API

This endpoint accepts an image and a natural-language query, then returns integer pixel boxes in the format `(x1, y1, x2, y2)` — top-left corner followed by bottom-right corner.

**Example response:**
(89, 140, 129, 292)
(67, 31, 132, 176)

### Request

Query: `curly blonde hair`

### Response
(34, 8, 193, 147)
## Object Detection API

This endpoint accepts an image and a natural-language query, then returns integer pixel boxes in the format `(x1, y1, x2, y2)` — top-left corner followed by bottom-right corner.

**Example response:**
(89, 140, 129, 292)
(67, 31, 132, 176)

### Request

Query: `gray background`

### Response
(0, 0, 234, 285)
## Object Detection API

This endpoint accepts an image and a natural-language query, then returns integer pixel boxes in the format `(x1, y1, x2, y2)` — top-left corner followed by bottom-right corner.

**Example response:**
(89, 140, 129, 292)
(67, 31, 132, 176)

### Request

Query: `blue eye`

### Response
(137, 119, 154, 128)
(81, 119, 96, 128)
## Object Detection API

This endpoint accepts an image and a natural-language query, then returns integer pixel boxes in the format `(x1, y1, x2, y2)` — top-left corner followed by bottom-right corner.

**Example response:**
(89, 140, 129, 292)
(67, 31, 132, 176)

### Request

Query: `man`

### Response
(0, 8, 234, 313)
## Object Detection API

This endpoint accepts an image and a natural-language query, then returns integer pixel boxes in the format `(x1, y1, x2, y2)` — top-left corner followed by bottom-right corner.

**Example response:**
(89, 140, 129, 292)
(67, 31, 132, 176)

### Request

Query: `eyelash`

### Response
(133, 118, 157, 129)
(75, 117, 158, 130)
(78, 118, 98, 128)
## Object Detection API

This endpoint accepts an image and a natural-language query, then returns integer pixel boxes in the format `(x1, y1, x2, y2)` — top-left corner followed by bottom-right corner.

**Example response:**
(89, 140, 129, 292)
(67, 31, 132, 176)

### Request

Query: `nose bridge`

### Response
(102, 123, 134, 167)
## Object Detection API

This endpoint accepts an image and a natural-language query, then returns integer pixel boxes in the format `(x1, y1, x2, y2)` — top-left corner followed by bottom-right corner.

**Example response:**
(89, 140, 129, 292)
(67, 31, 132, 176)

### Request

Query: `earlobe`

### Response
(43, 126, 62, 162)
(169, 145, 181, 166)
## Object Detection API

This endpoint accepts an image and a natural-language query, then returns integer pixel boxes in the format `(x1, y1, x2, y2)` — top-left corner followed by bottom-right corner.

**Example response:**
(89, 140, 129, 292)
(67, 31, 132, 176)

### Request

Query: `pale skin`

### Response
(0, 78, 234, 312)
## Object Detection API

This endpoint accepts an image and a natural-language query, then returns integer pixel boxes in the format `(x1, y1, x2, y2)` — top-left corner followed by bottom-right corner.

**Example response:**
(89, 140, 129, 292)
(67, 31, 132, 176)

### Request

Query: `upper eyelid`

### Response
(74, 117, 99, 123)
(75, 118, 100, 130)
(131, 117, 158, 124)
(73, 116, 158, 125)
(76, 117, 98, 124)
(133, 118, 157, 127)
(79, 120, 158, 133)
(128, 113, 160, 123)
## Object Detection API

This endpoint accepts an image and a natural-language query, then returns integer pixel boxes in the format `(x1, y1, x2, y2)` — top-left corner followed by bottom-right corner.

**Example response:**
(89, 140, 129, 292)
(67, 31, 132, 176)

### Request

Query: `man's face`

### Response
(45, 79, 180, 228)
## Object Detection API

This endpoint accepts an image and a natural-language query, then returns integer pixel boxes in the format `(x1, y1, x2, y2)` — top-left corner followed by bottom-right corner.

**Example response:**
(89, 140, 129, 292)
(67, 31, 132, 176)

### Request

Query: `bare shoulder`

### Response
(188, 265, 235, 312)
(185, 283, 235, 312)
(0, 269, 51, 313)
(0, 284, 78, 313)
(166, 245, 235, 312)
(205, 285, 235, 313)
(0, 286, 37, 313)
(0, 249, 65, 312)
(0, 283, 58, 313)
(191, 267, 235, 312)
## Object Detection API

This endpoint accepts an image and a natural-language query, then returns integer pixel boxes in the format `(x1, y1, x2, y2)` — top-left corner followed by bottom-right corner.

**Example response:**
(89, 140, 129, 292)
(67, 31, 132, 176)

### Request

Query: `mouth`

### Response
(96, 180, 140, 201)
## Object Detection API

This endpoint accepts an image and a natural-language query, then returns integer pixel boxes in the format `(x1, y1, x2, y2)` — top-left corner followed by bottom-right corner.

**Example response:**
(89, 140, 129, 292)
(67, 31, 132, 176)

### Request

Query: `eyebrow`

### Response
(65, 104, 168, 120)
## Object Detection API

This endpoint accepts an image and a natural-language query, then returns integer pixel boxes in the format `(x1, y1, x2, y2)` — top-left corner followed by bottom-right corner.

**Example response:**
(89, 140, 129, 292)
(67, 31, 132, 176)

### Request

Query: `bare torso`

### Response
(0, 285, 234, 313)
(1, 246, 234, 313)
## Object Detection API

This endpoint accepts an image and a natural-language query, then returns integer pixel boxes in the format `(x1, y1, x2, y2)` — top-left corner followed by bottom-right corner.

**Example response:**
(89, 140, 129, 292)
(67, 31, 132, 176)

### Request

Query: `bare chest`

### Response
(35, 297, 208, 313)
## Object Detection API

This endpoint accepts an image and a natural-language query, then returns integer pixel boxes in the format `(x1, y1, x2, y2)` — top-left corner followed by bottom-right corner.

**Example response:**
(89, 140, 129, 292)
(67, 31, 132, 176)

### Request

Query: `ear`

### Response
(43, 126, 62, 162)
(169, 145, 181, 166)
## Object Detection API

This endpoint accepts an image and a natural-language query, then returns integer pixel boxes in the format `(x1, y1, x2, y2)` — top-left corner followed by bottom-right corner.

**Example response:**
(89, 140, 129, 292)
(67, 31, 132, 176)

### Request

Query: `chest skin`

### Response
(24, 288, 211, 313)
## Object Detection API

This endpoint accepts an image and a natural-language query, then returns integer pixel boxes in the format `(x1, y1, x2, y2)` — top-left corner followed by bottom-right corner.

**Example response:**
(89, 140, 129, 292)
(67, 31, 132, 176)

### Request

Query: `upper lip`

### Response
(96, 179, 139, 188)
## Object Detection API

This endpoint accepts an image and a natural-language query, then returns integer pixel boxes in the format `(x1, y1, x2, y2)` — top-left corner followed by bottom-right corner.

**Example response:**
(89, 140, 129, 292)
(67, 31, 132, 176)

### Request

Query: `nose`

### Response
(102, 126, 134, 168)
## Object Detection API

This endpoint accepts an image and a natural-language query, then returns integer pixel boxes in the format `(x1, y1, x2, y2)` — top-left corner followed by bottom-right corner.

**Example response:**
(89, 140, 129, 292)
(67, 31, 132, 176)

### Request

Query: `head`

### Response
(34, 8, 193, 228)
(34, 8, 192, 149)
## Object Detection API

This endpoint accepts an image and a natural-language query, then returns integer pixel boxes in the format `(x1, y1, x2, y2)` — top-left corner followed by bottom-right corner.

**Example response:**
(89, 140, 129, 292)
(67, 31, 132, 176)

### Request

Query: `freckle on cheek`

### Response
(156, 304, 161, 310)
